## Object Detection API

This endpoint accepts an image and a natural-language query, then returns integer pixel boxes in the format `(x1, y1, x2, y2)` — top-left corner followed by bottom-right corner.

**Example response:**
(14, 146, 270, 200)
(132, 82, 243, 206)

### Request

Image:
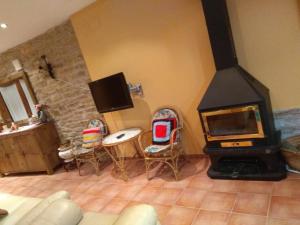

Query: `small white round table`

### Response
(102, 128, 143, 181)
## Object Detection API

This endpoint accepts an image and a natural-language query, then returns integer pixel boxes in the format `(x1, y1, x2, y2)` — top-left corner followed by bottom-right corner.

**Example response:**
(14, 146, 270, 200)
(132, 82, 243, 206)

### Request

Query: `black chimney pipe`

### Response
(201, 0, 238, 70)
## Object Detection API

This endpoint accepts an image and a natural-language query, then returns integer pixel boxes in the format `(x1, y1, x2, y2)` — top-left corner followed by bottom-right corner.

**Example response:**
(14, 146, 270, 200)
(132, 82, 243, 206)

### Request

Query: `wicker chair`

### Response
(138, 107, 184, 180)
(72, 119, 108, 176)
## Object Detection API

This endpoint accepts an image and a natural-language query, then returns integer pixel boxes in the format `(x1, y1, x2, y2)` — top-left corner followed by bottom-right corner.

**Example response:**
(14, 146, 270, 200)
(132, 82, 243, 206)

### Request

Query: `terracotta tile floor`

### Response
(1, 156, 300, 225)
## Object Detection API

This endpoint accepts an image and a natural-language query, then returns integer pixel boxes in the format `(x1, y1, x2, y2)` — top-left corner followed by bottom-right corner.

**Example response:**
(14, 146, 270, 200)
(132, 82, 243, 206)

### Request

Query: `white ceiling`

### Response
(0, 0, 96, 53)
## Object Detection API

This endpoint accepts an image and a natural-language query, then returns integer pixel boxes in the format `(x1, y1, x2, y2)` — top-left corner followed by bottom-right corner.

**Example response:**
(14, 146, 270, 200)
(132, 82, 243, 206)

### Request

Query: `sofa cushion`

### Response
(78, 212, 118, 225)
(15, 191, 69, 225)
(113, 204, 158, 225)
(0, 193, 34, 215)
(29, 199, 82, 225)
(0, 197, 41, 225)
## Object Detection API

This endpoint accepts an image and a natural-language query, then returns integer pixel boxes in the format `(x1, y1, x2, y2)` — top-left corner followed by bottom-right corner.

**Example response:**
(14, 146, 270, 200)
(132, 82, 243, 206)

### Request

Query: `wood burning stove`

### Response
(198, 0, 286, 180)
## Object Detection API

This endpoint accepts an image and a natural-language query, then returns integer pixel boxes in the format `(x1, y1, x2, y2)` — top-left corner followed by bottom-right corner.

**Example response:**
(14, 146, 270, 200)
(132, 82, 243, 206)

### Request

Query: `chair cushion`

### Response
(145, 144, 170, 154)
(152, 118, 176, 145)
(73, 147, 94, 156)
(82, 127, 101, 148)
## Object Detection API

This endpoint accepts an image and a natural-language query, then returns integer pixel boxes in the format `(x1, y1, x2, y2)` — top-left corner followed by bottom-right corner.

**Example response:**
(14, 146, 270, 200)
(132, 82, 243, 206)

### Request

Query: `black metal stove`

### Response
(198, 0, 286, 180)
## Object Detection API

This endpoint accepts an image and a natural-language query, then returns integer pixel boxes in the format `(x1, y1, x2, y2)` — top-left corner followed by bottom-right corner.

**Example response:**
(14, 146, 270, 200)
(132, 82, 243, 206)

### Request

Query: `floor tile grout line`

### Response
(186, 188, 275, 195)
(265, 182, 275, 225)
(167, 203, 272, 218)
(190, 207, 202, 225)
(228, 212, 268, 217)
(270, 215, 300, 222)
(223, 190, 239, 225)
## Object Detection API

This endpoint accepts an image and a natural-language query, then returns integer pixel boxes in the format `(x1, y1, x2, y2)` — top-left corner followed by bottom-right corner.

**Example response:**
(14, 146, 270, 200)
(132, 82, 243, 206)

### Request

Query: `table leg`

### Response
(117, 146, 129, 181)
(104, 146, 128, 181)
(132, 139, 143, 158)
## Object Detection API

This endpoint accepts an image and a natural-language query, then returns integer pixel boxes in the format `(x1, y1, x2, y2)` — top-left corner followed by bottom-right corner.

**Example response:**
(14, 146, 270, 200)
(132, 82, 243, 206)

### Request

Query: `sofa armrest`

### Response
(113, 204, 158, 225)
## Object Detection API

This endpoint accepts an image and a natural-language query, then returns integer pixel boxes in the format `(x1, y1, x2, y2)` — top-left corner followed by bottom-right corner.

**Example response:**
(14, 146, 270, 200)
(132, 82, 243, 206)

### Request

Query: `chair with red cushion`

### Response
(138, 107, 184, 180)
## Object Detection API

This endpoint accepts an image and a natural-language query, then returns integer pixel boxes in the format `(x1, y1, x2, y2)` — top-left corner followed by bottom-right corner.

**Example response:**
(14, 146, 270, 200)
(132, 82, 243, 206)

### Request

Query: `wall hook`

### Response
(38, 55, 55, 79)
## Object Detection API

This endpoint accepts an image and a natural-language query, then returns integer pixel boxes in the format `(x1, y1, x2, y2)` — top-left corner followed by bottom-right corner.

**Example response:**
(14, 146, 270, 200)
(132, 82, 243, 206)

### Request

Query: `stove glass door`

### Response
(202, 105, 265, 141)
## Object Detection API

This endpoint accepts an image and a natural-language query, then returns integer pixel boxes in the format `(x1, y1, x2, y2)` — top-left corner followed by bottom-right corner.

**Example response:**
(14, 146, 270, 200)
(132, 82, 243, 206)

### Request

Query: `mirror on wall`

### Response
(0, 71, 38, 124)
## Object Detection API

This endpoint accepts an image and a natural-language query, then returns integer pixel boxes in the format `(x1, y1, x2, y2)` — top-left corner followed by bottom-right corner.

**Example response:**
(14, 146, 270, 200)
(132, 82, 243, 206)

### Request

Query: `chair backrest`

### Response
(87, 119, 108, 136)
(152, 107, 183, 143)
(81, 119, 108, 148)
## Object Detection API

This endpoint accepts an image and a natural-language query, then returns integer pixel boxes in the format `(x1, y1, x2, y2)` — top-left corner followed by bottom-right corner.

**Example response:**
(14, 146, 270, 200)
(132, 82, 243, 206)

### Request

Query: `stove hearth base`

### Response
(207, 158, 286, 181)
(204, 136, 287, 181)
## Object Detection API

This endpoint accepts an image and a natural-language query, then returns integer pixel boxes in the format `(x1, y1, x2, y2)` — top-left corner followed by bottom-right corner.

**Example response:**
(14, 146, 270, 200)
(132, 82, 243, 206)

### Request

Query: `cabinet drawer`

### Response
(24, 154, 46, 171)
(16, 134, 41, 154)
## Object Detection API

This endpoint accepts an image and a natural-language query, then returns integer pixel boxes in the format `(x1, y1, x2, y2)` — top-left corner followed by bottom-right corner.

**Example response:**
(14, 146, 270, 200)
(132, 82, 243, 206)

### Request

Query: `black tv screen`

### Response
(89, 73, 133, 113)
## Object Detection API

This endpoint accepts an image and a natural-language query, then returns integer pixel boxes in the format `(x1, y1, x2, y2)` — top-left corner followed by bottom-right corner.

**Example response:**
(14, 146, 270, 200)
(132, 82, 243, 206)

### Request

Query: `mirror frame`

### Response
(0, 71, 38, 125)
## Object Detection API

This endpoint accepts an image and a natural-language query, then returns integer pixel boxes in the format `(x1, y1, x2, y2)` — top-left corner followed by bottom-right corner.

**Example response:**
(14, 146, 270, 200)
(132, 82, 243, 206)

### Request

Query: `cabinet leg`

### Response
(0, 173, 4, 177)
(47, 169, 54, 175)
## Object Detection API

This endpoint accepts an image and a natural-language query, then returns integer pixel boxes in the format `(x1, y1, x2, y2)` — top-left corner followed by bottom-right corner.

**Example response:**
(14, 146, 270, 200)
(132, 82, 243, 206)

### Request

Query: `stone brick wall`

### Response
(0, 21, 100, 142)
(274, 109, 300, 140)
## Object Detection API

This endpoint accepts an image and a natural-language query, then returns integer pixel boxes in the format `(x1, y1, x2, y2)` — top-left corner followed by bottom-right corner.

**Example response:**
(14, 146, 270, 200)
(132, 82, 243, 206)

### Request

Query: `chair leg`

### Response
(175, 156, 180, 180)
(171, 157, 179, 181)
(90, 158, 100, 176)
(180, 149, 187, 167)
(76, 159, 82, 176)
(144, 159, 151, 180)
(63, 163, 69, 172)
(93, 161, 100, 176)
(95, 166, 100, 176)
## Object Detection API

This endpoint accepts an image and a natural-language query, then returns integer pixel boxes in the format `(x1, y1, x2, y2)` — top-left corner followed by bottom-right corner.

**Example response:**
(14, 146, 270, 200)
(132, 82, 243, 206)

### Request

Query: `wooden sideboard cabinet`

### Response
(0, 122, 61, 176)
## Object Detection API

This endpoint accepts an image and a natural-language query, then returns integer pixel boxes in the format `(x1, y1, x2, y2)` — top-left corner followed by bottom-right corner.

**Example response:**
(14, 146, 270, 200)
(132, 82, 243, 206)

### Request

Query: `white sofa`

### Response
(0, 191, 159, 225)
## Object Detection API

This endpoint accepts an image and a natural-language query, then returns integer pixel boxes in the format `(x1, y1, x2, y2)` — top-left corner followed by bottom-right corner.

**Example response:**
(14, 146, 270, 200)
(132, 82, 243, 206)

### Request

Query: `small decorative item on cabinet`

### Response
(10, 122, 18, 131)
(35, 104, 50, 123)
(28, 115, 39, 125)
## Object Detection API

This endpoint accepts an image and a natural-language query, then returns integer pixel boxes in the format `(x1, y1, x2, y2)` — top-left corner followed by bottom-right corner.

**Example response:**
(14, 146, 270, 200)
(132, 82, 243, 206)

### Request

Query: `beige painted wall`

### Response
(227, 0, 300, 110)
(71, 0, 215, 155)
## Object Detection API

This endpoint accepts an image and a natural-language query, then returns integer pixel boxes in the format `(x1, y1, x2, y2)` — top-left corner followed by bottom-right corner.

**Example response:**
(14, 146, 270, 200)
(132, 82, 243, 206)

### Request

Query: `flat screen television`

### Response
(89, 72, 133, 113)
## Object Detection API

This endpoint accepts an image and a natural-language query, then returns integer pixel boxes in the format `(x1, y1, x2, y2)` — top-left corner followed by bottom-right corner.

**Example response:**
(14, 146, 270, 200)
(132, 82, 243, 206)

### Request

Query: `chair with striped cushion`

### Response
(138, 107, 184, 180)
(72, 119, 109, 176)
